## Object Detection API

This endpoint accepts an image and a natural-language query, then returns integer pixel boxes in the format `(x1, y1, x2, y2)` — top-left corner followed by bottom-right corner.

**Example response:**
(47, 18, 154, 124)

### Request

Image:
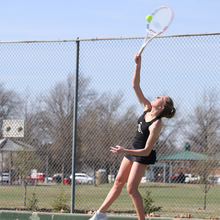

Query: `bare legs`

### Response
(99, 157, 132, 212)
(127, 162, 148, 220)
(98, 157, 148, 220)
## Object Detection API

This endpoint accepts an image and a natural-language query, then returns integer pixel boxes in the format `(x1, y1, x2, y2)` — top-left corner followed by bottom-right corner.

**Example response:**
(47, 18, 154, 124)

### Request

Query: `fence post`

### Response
(71, 38, 80, 213)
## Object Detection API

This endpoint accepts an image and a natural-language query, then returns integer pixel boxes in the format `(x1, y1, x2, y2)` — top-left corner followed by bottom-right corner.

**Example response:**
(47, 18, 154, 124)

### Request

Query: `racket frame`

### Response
(138, 6, 174, 55)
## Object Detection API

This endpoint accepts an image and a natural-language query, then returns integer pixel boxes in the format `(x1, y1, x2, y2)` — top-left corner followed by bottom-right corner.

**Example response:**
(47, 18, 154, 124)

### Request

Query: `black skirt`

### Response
(124, 146, 157, 165)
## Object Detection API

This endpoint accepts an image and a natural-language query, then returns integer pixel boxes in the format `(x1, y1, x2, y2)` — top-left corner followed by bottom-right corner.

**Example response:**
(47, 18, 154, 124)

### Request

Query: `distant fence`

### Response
(0, 33, 220, 218)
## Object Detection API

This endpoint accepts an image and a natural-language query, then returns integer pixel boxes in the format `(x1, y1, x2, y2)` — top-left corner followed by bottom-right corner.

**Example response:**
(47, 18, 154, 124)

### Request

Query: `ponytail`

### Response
(160, 97, 176, 119)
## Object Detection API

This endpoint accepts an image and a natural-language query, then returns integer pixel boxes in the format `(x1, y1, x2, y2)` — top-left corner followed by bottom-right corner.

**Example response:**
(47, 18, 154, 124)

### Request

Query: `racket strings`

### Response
(149, 29, 157, 34)
(149, 8, 172, 34)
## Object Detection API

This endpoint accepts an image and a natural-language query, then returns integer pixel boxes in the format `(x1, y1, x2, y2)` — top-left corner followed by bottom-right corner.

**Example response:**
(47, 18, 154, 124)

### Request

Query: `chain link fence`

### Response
(0, 33, 220, 218)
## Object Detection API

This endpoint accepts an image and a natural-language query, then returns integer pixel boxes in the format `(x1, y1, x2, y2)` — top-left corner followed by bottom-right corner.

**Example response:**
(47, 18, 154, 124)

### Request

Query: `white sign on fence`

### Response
(31, 169, 37, 179)
(3, 120, 24, 137)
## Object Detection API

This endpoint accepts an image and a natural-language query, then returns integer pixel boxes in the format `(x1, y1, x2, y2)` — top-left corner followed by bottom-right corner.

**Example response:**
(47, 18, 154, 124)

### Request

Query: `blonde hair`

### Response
(160, 97, 176, 119)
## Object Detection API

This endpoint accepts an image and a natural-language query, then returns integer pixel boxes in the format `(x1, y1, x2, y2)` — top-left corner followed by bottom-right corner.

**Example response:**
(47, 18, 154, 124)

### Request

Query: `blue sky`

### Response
(0, 0, 219, 107)
(0, 0, 220, 41)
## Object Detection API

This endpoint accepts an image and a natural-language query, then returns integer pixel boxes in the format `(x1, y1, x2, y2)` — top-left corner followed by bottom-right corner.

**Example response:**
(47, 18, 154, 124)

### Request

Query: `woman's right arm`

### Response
(132, 53, 152, 110)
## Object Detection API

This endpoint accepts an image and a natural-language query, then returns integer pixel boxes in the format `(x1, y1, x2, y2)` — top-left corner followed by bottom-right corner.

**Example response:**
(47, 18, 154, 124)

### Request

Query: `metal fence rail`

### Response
(0, 33, 220, 218)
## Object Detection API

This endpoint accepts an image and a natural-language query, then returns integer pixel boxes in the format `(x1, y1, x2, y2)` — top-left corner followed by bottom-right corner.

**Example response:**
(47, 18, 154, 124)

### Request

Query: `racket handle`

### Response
(138, 35, 157, 55)
(138, 47, 145, 55)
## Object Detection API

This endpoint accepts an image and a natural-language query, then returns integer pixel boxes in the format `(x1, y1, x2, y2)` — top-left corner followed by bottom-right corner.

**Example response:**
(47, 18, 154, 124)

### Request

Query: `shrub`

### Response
(51, 185, 70, 213)
(142, 189, 162, 214)
(26, 192, 38, 211)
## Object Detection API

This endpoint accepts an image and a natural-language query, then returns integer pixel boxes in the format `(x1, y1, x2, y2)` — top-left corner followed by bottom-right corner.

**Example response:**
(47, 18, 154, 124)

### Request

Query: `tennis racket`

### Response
(139, 6, 174, 55)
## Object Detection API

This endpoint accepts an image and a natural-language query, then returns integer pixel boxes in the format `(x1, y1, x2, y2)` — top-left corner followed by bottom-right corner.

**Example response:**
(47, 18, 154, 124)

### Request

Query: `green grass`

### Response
(0, 183, 220, 218)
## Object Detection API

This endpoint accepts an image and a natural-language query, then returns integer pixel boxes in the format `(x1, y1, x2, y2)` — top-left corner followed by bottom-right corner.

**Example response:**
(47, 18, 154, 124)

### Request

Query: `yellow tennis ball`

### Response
(146, 15, 152, 22)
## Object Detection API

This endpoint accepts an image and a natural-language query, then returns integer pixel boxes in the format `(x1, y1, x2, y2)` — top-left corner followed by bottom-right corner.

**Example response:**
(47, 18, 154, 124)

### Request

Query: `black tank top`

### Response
(132, 109, 161, 150)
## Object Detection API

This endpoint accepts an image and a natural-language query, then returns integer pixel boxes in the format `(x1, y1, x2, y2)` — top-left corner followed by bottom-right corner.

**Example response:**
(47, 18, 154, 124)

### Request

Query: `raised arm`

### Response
(132, 53, 152, 110)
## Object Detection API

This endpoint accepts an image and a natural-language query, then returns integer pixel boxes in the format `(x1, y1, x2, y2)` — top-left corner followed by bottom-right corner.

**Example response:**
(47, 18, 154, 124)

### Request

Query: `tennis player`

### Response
(89, 53, 176, 220)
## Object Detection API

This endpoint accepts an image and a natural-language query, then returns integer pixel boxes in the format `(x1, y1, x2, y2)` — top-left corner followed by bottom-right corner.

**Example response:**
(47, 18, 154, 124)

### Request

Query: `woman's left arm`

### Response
(110, 120, 162, 156)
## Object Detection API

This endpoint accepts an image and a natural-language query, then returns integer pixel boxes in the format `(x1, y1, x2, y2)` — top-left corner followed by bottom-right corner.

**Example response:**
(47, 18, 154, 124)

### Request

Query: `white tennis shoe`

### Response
(89, 210, 108, 220)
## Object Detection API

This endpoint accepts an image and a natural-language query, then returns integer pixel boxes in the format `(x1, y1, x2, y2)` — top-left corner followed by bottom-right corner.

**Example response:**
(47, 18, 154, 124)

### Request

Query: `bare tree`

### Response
(40, 73, 97, 180)
(80, 92, 127, 176)
(14, 73, 97, 181)
(187, 91, 220, 154)
(13, 145, 40, 206)
(186, 90, 220, 210)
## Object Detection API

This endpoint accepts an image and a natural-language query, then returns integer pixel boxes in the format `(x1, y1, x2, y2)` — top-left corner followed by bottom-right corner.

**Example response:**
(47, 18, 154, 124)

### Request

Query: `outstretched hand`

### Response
(110, 145, 125, 155)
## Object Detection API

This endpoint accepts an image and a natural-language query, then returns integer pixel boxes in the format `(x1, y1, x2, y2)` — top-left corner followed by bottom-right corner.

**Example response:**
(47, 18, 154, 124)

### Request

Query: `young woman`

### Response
(89, 53, 175, 220)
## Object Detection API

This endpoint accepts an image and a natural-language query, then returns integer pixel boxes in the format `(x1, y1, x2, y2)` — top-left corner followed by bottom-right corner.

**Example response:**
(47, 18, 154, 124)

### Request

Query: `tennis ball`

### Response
(146, 15, 152, 22)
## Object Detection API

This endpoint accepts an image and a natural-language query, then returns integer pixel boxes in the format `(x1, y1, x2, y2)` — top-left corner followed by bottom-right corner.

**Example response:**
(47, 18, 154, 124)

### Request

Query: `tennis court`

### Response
(1, 33, 220, 219)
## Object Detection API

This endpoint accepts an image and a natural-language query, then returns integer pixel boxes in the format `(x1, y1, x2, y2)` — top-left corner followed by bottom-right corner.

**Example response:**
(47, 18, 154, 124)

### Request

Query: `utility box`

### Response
(95, 169, 107, 184)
